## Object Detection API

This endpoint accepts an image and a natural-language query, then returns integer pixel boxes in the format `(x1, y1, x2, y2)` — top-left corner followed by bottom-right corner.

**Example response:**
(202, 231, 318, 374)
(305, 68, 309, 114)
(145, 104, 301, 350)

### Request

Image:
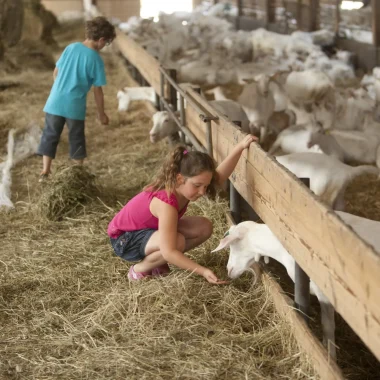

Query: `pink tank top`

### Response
(107, 190, 188, 238)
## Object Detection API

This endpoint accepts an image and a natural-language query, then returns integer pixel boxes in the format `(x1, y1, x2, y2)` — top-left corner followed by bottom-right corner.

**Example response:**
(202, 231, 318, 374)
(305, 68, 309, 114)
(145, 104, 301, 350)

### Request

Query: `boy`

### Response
(37, 16, 116, 182)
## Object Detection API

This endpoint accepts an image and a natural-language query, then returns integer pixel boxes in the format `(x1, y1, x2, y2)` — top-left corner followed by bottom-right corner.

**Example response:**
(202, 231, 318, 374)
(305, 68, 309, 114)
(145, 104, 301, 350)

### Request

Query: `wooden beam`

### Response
(225, 214, 344, 380)
(266, 0, 276, 25)
(335, 0, 341, 35)
(296, 0, 303, 30)
(185, 86, 380, 361)
(114, 30, 161, 94)
(372, 0, 380, 47)
(308, 0, 319, 32)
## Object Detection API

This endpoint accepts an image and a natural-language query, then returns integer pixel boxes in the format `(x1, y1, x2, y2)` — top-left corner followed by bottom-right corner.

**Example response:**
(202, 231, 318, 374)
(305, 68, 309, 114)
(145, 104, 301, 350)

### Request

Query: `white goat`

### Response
(307, 129, 380, 167)
(268, 123, 325, 156)
(150, 100, 250, 143)
(150, 111, 181, 144)
(208, 100, 250, 133)
(276, 152, 379, 210)
(285, 70, 333, 105)
(117, 87, 156, 112)
(237, 74, 276, 141)
(212, 211, 380, 359)
(212, 220, 336, 358)
(0, 129, 15, 209)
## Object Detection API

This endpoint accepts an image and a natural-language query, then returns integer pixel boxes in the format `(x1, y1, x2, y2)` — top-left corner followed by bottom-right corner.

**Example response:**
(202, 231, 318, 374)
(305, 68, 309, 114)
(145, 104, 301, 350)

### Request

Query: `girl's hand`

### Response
(202, 268, 230, 285)
(239, 134, 258, 150)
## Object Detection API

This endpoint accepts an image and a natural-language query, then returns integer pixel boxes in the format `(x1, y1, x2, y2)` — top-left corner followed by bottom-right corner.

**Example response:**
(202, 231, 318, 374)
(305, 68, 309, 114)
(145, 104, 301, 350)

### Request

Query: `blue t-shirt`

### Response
(44, 42, 106, 120)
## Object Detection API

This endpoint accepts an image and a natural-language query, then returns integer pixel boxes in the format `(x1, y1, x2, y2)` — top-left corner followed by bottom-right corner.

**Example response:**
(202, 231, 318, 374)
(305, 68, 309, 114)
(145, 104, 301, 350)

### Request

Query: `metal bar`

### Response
(160, 97, 206, 152)
(206, 120, 213, 156)
(372, 0, 380, 47)
(160, 71, 165, 110)
(236, 0, 243, 29)
(296, 0, 302, 30)
(294, 177, 311, 322)
(229, 179, 241, 224)
(169, 69, 178, 111)
(335, 0, 341, 36)
(155, 93, 161, 110)
(160, 67, 219, 122)
(308, 0, 319, 32)
(159, 66, 186, 97)
(266, 0, 275, 25)
(179, 94, 186, 144)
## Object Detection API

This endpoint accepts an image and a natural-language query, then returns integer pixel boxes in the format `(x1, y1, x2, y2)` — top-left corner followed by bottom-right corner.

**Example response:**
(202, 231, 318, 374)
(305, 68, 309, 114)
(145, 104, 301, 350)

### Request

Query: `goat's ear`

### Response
(241, 78, 255, 84)
(211, 233, 239, 252)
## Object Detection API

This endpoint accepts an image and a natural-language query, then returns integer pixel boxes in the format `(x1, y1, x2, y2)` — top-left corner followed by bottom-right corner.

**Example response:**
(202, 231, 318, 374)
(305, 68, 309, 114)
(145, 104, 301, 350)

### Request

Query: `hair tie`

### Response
(183, 150, 188, 155)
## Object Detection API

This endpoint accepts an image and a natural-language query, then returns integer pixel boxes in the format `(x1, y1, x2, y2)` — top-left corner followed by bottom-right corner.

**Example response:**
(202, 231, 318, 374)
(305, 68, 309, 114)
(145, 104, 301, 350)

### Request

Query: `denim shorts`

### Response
(37, 113, 86, 159)
(110, 229, 156, 262)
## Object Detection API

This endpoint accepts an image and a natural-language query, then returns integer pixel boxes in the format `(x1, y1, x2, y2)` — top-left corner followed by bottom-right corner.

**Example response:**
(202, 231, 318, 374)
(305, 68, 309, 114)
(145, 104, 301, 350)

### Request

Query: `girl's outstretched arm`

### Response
(154, 199, 228, 284)
(216, 135, 258, 186)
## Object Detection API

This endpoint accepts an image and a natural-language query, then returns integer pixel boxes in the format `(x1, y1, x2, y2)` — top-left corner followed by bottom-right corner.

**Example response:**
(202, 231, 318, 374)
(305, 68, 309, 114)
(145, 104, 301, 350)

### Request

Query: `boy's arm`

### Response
(215, 135, 258, 186)
(93, 86, 109, 125)
(53, 67, 58, 80)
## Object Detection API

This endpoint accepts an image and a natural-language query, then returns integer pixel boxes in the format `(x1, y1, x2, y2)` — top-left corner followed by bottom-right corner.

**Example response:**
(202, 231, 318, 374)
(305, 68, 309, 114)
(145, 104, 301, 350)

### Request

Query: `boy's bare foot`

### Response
(38, 172, 50, 183)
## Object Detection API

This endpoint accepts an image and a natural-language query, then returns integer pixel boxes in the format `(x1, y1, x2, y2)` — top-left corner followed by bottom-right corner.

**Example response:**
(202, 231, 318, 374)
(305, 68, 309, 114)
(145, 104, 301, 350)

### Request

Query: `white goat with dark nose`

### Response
(212, 212, 380, 360)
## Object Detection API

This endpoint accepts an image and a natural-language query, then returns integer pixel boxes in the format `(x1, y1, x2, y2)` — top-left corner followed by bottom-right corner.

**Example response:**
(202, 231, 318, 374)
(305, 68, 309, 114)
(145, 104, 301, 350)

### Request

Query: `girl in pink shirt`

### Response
(108, 134, 257, 283)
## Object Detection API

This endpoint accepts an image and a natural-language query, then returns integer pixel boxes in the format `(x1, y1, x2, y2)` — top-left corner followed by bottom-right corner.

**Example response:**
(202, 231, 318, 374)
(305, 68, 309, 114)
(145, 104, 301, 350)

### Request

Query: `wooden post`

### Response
(236, 0, 243, 30)
(266, 0, 276, 26)
(294, 177, 311, 322)
(179, 95, 186, 144)
(335, 0, 341, 36)
(372, 0, 380, 47)
(296, 0, 303, 30)
(230, 180, 241, 224)
(308, 0, 319, 32)
(169, 69, 178, 111)
(160, 70, 165, 110)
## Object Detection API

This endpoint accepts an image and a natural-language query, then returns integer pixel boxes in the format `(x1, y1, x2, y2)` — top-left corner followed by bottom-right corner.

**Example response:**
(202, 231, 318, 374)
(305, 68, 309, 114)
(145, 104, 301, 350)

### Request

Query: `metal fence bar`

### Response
(294, 177, 311, 322)
(160, 97, 207, 152)
(230, 179, 242, 224)
(179, 94, 187, 144)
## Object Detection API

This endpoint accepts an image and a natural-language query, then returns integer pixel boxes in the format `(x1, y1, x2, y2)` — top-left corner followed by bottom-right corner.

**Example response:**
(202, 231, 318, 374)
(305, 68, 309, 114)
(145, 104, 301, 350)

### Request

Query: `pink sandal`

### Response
(128, 265, 152, 281)
(152, 263, 171, 277)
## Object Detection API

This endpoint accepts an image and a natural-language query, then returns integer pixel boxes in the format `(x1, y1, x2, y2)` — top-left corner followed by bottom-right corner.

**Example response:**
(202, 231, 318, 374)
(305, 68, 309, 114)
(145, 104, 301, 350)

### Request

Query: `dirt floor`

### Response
(0, 22, 320, 380)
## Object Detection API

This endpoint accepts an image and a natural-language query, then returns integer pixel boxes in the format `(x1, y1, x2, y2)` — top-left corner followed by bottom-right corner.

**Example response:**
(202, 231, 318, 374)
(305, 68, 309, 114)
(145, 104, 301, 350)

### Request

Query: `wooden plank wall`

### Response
(96, 0, 140, 21)
(42, 0, 83, 15)
(113, 30, 161, 95)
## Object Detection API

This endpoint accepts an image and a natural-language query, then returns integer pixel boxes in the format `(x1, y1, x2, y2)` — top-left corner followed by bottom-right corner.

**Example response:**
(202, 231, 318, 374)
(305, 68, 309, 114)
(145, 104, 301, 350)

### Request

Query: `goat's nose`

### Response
(227, 267, 233, 278)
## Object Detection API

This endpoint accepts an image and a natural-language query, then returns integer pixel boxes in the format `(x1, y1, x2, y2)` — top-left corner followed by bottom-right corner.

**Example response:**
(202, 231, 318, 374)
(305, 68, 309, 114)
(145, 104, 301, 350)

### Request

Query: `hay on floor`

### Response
(37, 165, 98, 221)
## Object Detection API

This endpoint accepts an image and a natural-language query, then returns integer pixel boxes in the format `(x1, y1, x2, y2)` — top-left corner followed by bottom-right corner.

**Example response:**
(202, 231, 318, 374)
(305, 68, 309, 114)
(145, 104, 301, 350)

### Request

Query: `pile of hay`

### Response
(37, 165, 98, 221)
(345, 173, 380, 221)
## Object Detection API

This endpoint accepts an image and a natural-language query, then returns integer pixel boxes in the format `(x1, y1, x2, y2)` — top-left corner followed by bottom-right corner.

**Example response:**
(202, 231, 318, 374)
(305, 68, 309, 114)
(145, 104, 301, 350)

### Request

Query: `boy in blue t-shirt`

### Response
(37, 16, 116, 181)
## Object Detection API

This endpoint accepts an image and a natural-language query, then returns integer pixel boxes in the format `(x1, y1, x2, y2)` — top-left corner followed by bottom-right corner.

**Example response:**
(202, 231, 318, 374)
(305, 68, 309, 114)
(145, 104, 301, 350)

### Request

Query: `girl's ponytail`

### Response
(145, 145, 218, 198)
(164, 146, 187, 193)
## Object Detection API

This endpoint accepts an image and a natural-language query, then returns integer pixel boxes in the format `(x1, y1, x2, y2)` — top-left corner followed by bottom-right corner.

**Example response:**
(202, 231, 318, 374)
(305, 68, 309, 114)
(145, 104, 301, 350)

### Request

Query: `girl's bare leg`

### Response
(133, 232, 185, 273)
(133, 217, 213, 273)
(177, 216, 213, 251)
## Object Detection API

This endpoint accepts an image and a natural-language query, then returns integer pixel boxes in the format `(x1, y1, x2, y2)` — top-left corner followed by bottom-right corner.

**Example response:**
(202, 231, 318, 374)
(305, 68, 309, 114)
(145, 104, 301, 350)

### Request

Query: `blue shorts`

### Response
(37, 113, 86, 159)
(110, 229, 156, 262)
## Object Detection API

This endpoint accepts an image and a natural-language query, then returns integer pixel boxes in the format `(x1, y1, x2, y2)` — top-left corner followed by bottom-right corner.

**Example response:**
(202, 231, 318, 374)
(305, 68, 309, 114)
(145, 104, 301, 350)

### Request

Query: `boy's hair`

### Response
(85, 17, 116, 42)
(145, 146, 219, 199)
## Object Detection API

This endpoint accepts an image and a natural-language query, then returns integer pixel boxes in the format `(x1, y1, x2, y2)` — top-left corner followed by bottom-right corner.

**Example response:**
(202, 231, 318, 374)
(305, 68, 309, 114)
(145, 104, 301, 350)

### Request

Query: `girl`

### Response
(107, 135, 257, 284)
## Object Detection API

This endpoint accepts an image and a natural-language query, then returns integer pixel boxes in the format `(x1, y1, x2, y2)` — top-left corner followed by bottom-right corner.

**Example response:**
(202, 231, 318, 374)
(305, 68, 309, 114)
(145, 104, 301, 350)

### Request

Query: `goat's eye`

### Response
(223, 231, 230, 237)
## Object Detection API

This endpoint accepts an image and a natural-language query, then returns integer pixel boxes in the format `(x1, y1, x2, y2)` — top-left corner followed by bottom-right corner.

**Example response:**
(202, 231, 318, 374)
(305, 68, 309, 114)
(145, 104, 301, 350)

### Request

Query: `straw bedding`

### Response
(0, 20, 379, 380)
